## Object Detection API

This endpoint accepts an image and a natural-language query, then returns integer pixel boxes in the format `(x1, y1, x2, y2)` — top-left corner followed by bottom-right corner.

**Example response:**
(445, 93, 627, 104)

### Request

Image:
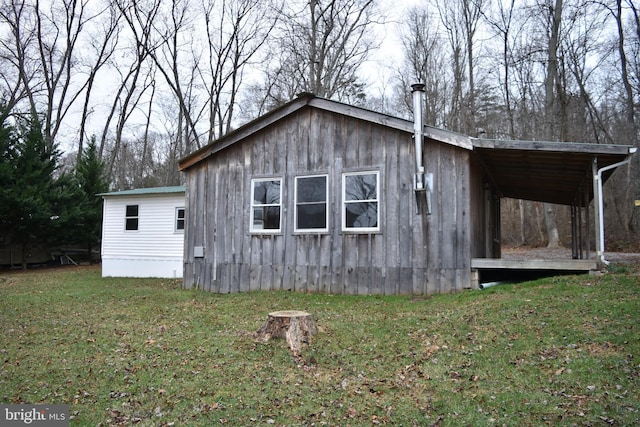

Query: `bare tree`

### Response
(610, 0, 638, 141)
(1, 0, 123, 156)
(115, 0, 201, 152)
(258, 0, 381, 107)
(31, 0, 98, 149)
(480, 0, 519, 138)
(397, 7, 451, 128)
(529, 0, 565, 248)
(76, 1, 121, 158)
(433, 0, 466, 133)
(0, 0, 36, 119)
(200, 0, 278, 144)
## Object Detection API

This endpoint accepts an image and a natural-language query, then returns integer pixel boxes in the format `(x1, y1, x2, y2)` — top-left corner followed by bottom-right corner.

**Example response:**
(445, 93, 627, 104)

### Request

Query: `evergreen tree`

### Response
(1, 110, 109, 267)
(0, 105, 18, 245)
(8, 113, 61, 268)
(16, 113, 59, 265)
(75, 136, 109, 262)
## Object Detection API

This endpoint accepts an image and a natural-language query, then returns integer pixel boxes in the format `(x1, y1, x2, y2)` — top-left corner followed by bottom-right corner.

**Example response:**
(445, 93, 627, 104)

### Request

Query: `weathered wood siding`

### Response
(469, 154, 490, 260)
(183, 107, 475, 294)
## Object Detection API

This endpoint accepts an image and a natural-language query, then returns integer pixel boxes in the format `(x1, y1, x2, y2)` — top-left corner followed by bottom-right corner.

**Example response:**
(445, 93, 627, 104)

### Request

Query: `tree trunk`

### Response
(21, 243, 28, 270)
(542, 0, 563, 249)
(544, 203, 561, 248)
(255, 310, 318, 357)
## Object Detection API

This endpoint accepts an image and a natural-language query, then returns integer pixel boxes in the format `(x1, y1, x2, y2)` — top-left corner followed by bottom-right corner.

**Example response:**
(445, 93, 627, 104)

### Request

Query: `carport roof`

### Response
(472, 139, 636, 205)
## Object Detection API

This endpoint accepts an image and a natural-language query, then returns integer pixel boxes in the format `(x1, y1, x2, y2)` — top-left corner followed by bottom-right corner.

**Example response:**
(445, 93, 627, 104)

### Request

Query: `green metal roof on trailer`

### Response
(99, 186, 185, 197)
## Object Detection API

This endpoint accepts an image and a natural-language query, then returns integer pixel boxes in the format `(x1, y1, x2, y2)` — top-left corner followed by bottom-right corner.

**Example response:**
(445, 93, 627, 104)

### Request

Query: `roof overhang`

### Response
(99, 186, 186, 198)
(473, 139, 636, 205)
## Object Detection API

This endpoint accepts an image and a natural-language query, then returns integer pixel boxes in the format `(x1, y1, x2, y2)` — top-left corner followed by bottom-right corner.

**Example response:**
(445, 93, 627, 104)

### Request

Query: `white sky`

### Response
(54, 0, 420, 154)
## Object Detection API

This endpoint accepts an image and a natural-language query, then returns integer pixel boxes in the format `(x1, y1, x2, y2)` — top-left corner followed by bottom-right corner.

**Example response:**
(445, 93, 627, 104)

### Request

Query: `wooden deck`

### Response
(470, 249, 599, 288)
(471, 258, 597, 271)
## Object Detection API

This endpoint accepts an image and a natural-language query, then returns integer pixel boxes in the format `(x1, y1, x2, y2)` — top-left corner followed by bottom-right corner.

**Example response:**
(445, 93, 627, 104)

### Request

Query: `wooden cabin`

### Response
(100, 186, 185, 278)
(178, 90, 635, 294)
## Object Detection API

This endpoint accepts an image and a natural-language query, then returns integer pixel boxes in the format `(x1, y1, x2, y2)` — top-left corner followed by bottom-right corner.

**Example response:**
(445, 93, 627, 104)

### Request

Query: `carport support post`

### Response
(584, 182, 590, 260)
(592, 158, 604, 268)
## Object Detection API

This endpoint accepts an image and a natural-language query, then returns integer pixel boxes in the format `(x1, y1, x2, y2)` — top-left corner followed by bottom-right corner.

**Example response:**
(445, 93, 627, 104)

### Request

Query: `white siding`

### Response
(101, 193, 185, 278)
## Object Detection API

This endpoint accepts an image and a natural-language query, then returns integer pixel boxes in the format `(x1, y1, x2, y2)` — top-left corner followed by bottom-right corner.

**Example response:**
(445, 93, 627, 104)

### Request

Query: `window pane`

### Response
(177, 208, 185, 219)
(253, 206, 280, 230)
(264, 206, 281, 229)
(125, 218, 138, 231)
(295, 175, 327, 231)
(297, 176, 326, 203)
(345, 202, 378, 228)
(126, 205, 138, 217)
(253, 180, 280, 204)
(297, 204, 327, 229)
(345, 174, 377, 201)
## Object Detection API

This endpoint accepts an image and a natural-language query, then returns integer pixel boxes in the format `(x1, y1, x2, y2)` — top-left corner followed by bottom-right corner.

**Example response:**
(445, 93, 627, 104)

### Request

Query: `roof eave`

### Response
(178, 94, 315, 171)
(472, 138, 635, 156)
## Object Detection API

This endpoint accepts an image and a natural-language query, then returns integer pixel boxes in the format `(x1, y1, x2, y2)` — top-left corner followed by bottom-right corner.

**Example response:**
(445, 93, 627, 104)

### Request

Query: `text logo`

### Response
(1, 405, 69, 426)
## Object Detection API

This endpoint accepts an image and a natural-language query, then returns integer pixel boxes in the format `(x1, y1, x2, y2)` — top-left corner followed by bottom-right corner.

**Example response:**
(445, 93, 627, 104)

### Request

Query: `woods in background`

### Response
(1, 0, 638, 250)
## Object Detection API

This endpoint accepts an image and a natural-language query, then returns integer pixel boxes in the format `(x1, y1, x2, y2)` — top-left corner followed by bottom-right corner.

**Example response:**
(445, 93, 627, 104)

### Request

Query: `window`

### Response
(176, 207, 185, 231)
(125, 204, 139, 231)
(295, 174, 328, 232)
(342, 171, 379, 232)
(250, 178, 282, 232)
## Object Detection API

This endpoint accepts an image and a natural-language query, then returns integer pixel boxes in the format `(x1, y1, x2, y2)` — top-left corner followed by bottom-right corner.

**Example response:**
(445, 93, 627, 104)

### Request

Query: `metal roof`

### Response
(472, 139, 636, 205)
(99, 186, 185, 197)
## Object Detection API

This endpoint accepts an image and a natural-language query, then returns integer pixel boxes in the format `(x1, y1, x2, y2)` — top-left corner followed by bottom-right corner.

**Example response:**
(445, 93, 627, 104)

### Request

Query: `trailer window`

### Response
(175, 207, 185, 231)
(125, 205, 139, 231)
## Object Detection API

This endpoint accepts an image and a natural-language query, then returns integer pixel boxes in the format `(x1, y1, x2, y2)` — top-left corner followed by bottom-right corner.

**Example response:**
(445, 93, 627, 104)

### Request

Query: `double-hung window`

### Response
(342, 171, 379, 232)
(125, 205, 139, 231)
(175, 207, 185, 231)
(295, 174, 328, 232)
(250, 178, 282, 233)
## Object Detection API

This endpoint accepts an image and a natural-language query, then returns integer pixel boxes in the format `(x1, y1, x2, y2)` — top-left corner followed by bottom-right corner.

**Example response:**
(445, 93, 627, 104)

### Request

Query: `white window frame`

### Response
(341, 170, 380, 232)
(175, 207, 185, 232)
(125, 204, 139, 231)
(250, 177, 283, 233)
(294, 174, 329, 233)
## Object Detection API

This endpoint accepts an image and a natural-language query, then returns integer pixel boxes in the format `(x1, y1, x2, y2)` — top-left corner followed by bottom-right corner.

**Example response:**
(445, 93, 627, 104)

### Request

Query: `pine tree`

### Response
(9, 113, 61, 268)
(0, 105, 18, 246)
(74, 136, 109, 262)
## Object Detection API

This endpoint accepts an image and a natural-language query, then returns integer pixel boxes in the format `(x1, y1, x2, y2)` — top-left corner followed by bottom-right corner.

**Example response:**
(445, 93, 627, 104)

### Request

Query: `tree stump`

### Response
(255, 310, 318, 356)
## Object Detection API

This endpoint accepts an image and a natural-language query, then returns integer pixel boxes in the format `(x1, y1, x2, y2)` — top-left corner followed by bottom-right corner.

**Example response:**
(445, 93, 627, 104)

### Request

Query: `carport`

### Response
(470, 138, 636, 284)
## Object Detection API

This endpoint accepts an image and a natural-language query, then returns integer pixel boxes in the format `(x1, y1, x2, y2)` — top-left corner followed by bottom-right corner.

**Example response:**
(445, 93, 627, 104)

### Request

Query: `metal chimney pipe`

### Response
(411, 83, 426, 192)
(411, 83, 433, 214)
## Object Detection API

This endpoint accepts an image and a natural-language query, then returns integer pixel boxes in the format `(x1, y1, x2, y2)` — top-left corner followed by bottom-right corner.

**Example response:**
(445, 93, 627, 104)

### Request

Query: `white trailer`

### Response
(100, 186, 185, 278)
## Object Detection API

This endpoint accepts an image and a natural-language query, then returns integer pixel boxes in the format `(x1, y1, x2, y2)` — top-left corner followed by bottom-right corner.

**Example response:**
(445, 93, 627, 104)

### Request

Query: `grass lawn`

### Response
(0, 265, 638, 426)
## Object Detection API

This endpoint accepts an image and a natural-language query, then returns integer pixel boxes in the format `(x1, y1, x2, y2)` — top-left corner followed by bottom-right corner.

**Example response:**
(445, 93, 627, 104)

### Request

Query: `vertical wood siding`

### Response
(183, 107, 480, 294)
